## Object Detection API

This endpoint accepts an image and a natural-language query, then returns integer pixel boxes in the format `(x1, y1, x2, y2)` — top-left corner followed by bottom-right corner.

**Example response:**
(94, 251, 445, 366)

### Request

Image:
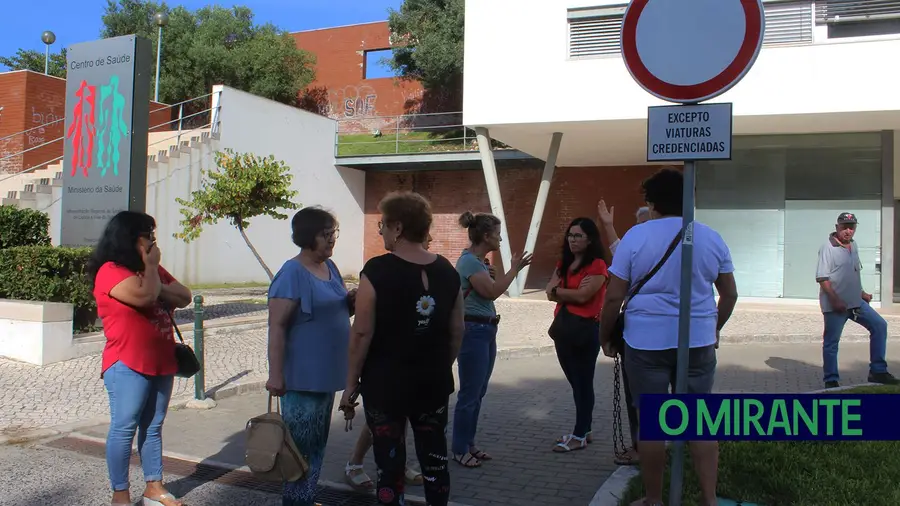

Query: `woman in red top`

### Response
(86, 211, 193, 506)
(546, 217, 610, 452)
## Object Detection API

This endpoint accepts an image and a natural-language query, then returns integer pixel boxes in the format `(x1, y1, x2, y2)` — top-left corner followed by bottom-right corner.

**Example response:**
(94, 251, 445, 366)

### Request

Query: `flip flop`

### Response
(470, 449, 493, 461)
(142, 493, 183, 506)
(453, 452, 482, 468)
(553, 434, 587, 453)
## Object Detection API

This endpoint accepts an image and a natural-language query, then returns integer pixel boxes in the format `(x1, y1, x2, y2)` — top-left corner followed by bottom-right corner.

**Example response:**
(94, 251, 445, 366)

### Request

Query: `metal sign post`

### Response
(620, 1, 764, 504)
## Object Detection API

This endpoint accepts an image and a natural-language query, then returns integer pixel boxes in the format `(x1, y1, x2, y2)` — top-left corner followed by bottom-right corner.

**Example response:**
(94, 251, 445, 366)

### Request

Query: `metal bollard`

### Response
(193, 295, 206, 400)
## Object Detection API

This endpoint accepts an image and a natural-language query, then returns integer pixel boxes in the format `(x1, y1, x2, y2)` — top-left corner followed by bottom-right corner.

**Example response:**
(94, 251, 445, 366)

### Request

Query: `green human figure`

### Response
(96, 75, 128, 177)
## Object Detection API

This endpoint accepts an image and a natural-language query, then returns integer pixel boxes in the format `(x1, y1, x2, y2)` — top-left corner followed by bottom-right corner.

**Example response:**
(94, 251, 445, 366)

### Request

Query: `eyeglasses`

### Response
(567, 233, 586, 240)
(323, 228, 340, 240)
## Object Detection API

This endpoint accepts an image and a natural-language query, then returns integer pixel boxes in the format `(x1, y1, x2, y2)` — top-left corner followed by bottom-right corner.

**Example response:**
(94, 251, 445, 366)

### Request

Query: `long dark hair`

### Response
(557, 217, 608, 284)
(86, 211, 157, 286)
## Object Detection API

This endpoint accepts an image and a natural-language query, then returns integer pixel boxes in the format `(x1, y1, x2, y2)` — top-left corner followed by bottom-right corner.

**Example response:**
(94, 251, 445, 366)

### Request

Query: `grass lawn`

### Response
(619, 384, 900, 506)
(336, 131, 474, 156)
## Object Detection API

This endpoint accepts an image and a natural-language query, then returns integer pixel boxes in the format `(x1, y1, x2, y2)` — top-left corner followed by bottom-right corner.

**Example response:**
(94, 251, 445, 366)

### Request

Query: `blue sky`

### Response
(0, 0, 402, 74)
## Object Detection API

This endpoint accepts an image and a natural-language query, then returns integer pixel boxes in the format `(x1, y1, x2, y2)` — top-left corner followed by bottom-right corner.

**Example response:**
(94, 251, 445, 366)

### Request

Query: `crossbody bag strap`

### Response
(108, 292, 185, 344)
(622, 229, 684, 312)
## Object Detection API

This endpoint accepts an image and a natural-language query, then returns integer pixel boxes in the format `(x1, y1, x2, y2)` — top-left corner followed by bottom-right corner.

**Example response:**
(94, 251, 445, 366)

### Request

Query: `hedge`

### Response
(0, 205, 50, 249)
(0, 246, 96, 332)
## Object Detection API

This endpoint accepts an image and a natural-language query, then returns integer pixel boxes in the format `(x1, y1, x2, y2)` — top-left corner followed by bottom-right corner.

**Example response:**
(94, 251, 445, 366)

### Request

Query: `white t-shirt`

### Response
(608, 216, 734, 351)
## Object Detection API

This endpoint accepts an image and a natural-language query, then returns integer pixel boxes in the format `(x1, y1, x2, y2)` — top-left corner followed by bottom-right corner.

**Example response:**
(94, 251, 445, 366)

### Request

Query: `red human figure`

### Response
(66, 80, 97, 177)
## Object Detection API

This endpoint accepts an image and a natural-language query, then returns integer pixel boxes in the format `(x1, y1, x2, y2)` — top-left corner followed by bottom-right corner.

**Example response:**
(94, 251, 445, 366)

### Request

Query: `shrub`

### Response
(0, 246, 95, 332)
(0, 205, 51, 249)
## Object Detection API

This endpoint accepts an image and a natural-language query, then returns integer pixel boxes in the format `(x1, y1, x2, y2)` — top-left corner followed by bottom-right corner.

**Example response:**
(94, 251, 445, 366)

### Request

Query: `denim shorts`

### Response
(623, 343, 717, 410)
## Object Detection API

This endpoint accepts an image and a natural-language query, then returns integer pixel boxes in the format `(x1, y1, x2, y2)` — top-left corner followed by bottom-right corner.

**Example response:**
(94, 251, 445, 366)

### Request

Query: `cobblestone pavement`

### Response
(56, 342, 900, 506)
(4, 296, 900, 435)
(0, 443, 278, 506)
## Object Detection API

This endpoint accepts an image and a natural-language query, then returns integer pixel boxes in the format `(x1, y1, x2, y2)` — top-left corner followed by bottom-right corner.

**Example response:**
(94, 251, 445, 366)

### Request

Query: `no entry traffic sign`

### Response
(621, 0, 765, 104)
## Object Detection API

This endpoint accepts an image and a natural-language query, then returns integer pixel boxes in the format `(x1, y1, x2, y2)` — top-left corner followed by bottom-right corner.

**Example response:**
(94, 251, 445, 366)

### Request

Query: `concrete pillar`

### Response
(474, 127, 519, 296)
(881, 130, 895, 307)
(517, 132, 563, 290)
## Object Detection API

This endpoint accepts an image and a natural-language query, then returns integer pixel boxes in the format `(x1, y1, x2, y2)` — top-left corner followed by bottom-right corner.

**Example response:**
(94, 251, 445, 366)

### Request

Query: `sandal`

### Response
(453, 452, 482, 468)
(142, 493, 183, 506)
(344, 462, 374, 491)
(469, 448, 493, 461)
(405, 466, 424, 485)
(557, 431, 592, 445)
(553, 434, 587, 453)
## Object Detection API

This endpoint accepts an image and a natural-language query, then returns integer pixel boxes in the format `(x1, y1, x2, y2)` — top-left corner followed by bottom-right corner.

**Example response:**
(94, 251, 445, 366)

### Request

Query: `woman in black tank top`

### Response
(340, 191, 464, 506)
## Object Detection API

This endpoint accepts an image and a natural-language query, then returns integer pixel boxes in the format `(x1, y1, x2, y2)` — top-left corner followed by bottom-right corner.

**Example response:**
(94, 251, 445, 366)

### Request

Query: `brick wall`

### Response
(363, 165, 671, 288)
(0, 70, 173, 175)
(294, 21, 454, 133)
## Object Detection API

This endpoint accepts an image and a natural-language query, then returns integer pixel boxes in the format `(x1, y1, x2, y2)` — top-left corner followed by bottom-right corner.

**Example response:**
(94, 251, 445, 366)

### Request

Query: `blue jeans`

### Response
(823, 301, 888, 383)
(103, 361, 174, 491)
(451, 321, 498, 455)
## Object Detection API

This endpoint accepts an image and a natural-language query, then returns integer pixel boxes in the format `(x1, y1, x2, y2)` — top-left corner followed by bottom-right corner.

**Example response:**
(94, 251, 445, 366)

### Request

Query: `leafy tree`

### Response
(387, 0, 464, 107)
(175, 149, 300, 280)
(101, 0, 315, 107)
(0, 48, 68, 78)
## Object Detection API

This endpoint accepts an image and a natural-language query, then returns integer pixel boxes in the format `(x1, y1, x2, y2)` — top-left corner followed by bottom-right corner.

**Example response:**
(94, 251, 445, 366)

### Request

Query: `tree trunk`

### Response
(237, 223, 274, 281)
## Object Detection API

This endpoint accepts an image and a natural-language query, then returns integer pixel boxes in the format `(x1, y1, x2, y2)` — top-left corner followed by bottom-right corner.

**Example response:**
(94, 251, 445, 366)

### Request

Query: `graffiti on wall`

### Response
(28, 106, 63, 148)
(330, 85, 378, 119)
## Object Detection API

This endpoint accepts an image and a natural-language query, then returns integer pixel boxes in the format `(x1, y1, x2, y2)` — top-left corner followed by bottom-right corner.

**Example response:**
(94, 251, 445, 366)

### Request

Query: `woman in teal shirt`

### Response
(451, 211, 532, 468)
(266, 207, 354, 506)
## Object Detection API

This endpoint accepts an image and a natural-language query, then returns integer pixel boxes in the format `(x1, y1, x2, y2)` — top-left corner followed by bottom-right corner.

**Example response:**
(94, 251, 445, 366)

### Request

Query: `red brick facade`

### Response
(363, 165, 675, 288)
(0, 70, 172, 174)
(293, 21, 454, 130)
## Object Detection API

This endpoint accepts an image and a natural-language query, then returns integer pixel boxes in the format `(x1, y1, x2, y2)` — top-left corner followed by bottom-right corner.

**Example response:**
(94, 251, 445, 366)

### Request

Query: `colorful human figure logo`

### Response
(65, 80, 97, 177)
(96, 75, 127, 177)
(66, 75, 128, 178)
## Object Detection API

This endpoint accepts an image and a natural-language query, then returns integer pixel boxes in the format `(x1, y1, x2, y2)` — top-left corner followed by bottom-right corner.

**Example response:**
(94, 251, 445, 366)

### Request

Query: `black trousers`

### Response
(554, 329, 601, 438)
(364, 401, 450, 506)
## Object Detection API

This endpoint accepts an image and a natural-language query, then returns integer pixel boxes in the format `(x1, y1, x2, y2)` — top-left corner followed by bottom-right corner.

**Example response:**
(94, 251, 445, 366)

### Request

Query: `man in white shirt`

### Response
(599, 168, 738, 506)
(598, 201, 650, 255)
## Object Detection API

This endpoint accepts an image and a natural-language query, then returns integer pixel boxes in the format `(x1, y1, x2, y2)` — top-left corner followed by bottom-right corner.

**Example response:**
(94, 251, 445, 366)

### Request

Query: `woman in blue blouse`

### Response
(266, 206, 355, 506)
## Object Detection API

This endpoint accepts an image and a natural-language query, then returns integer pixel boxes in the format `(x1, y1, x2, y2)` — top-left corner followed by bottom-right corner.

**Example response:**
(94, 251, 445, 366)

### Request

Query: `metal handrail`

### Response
(334, 111, 481, 156)
(336, 110, 462, 122)
(0, 135, 64, 162)
(0, 155, 63, 185)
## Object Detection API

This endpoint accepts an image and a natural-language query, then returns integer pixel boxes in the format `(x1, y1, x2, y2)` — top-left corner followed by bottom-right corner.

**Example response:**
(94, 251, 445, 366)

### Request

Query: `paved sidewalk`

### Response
(4, 296, 900, 437)
(55, 342, 898, 506)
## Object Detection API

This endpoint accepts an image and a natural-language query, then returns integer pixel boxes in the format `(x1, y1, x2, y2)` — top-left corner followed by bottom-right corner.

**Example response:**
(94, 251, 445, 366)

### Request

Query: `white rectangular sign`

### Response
(647, 102, 733, 162)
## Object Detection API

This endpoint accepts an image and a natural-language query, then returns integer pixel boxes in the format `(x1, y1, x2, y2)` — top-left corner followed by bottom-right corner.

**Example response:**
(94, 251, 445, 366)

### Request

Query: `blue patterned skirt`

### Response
(281, 390, 334, 506)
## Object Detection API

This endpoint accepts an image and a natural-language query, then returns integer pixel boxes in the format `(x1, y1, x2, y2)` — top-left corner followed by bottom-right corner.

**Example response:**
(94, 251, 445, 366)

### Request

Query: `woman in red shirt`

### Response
(86, 211, 193, 506)
(546, 217, 610, 452)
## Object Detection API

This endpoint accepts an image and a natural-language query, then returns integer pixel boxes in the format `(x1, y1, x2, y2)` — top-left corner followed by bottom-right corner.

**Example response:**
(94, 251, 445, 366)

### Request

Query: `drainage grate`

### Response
(44, 436, 425, 505)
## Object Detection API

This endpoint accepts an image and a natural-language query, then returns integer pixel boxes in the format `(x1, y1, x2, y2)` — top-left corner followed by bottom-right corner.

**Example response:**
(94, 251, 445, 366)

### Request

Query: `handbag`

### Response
(547, 269, 600, 347)
(609, 229, 684, 355)
(245, 394, 310, 482)
(167, 312, 201, 379)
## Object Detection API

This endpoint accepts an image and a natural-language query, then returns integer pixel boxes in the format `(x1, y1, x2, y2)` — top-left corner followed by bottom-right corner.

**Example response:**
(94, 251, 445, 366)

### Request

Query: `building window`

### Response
(816, 0, 900, 38)
(567, 5, 626, 59)
(567, 1, 821, 60)
(763, 0, 814, 46)
(364, 49, 398, 79)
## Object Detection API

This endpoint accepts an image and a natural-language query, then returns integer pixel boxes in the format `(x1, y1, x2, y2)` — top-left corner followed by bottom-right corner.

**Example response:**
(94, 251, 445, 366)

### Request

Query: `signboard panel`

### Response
(61, 34, 152, 247)
(647, 103, 733, 162)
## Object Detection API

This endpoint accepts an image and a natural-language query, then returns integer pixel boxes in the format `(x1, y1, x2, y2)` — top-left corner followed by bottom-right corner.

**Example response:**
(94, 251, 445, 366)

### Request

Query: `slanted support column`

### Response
(475, 127, 519, 297)
(880, 130, 894, 308)
(518, 132, 563, 290)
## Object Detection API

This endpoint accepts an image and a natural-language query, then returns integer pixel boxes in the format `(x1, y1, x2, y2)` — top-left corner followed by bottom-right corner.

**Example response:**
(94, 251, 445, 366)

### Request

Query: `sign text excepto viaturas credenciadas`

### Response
(646, 102, 733, 162)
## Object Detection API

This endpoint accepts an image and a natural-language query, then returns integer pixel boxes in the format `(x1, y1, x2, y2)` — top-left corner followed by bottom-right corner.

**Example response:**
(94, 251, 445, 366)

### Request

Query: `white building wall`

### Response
(464, 0, 900, 127)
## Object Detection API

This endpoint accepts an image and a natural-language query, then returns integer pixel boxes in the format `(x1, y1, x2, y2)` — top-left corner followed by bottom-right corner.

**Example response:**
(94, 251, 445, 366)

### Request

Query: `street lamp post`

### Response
(153, 12, 169, 102)
(41, 31, 56, 75)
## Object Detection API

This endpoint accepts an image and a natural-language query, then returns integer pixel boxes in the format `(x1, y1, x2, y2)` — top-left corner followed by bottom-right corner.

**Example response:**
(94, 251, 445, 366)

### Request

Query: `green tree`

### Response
(101, 0, 315, 106)
(0, 48, 68, 78)
(175, 149, 300, 280)
(387, 0, 464, 106)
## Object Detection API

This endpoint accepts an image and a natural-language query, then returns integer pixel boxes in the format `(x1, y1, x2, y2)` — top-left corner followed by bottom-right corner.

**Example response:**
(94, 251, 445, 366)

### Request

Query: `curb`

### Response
(589, 382, 883, 506)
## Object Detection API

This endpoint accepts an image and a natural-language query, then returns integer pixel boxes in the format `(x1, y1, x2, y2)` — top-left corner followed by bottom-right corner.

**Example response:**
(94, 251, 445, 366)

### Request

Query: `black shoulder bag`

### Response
(609, 229, 684, 355)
